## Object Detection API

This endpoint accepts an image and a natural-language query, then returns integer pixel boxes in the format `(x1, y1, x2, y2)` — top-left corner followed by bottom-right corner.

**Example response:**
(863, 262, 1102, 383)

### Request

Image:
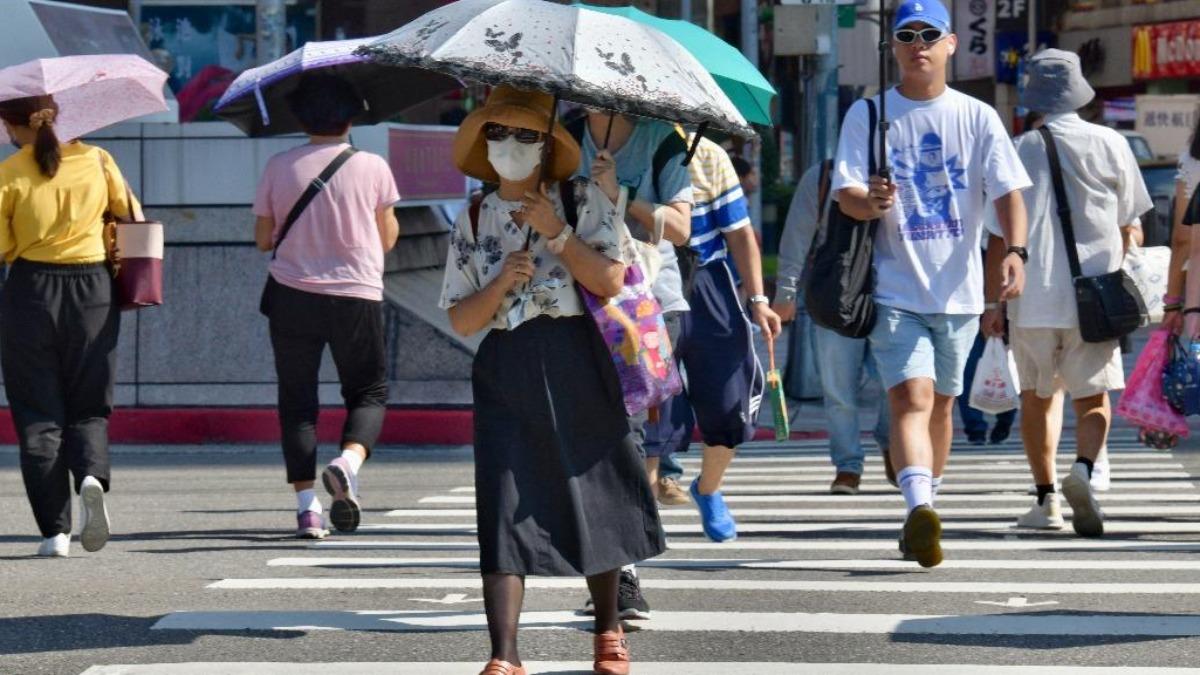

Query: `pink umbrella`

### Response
(0, 54, 168, 143)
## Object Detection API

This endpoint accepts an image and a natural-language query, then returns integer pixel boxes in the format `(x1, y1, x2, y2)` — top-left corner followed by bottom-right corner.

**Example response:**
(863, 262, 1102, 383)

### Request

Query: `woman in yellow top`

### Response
(0, 95, 136, 558)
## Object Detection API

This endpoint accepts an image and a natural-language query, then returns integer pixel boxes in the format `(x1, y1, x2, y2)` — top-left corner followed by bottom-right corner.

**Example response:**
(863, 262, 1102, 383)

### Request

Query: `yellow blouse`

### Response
(0, 142, 138, 264)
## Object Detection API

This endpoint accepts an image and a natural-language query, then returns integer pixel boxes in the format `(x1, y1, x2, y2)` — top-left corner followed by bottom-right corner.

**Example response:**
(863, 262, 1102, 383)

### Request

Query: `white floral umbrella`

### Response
(358, 0, 753, 138)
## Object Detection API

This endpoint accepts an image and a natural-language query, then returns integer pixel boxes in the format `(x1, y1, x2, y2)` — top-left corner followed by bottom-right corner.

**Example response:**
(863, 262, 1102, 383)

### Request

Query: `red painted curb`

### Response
(0, 408, 830, 445)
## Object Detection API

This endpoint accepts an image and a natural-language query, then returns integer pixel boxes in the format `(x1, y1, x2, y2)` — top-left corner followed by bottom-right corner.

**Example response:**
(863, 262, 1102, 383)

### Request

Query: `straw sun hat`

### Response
(453, 85, 580, 184)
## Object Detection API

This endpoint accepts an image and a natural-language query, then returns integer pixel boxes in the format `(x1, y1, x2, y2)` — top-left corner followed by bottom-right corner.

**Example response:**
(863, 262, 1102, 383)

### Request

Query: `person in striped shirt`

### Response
(645, 130, 782, 544)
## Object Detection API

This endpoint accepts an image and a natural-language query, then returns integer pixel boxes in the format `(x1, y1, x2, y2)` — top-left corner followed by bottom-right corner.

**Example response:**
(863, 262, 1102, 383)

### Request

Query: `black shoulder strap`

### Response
(468, 192, 484, 239)
(273, 146, 358, 259)
(866, 97, 878, 177)
(817, 158, 833, 216)
(653, 130, 690, 200)
(1039, 126, 1083, 279)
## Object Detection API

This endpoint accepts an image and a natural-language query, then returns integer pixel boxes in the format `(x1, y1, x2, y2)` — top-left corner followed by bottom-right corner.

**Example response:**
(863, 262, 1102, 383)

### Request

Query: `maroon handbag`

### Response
(101, 157, 163, 311)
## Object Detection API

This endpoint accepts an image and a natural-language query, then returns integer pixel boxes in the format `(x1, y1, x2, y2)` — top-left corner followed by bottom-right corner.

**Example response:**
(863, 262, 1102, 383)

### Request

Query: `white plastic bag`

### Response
(968, 337, 1021, 415)
(1123, 243, 1171, 324)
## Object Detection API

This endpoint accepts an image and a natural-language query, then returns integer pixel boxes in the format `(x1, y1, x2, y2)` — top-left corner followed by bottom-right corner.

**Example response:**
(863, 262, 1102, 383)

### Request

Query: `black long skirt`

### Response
(473, 314, 666, 577)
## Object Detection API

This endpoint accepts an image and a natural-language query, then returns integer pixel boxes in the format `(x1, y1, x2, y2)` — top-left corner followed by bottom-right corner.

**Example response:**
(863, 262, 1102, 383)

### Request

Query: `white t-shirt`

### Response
(832, 87, 1032, 315)
(986, 113, 1152, 329)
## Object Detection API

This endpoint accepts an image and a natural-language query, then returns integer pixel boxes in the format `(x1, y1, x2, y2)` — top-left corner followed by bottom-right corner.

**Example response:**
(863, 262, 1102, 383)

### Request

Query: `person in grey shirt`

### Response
(773, 161, 890, 496)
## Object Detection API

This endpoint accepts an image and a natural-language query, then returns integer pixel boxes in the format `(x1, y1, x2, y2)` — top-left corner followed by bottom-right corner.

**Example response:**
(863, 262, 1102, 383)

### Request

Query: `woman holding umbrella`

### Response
(0, 95, 137, 558)
(440, 84, 665, 675)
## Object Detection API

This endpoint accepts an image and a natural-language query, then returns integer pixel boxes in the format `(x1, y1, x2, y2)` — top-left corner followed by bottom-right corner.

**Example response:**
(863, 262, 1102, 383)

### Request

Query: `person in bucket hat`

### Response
(439, 85, 665, 675)
(984, 48, 1151, 536)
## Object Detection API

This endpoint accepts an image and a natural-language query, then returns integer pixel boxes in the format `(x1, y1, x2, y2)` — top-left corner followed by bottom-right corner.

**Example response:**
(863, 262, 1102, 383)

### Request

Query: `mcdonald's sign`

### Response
(1133, 20, 1200, 80)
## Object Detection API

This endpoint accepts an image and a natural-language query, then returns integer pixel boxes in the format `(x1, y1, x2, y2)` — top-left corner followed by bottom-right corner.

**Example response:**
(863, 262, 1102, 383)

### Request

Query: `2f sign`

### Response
(997, 0, 1027, 19)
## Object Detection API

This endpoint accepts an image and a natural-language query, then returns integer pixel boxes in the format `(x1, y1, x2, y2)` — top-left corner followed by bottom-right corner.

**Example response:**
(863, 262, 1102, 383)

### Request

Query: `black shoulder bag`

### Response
(1039, 126, 1145, 343)
(259, 146, 359, 316)
(803, 98, 880, 339)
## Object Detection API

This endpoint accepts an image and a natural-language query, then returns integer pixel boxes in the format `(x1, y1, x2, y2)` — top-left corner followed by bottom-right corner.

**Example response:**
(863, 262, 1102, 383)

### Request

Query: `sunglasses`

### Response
(893, 27, 948, 44)
(484, 123, 545, 144)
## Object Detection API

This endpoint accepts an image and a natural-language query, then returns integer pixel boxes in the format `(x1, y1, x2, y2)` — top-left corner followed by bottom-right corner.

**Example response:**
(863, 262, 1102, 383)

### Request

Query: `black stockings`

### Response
(482, 568, 623, 664)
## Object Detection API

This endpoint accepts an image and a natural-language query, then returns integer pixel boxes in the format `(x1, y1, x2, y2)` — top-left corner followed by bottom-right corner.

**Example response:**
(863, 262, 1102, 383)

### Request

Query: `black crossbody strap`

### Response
(272, 146, 358, 259)
(866, 97, 878, 177)
(1039, 127, 1083, 280)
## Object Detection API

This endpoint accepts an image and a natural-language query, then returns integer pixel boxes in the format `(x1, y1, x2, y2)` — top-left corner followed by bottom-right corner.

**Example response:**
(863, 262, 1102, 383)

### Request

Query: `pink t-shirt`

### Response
(253, 143, 400, 301)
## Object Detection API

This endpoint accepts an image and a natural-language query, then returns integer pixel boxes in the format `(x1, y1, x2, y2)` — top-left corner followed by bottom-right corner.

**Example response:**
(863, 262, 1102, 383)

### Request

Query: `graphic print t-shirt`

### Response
(832, 87, 1032, 315)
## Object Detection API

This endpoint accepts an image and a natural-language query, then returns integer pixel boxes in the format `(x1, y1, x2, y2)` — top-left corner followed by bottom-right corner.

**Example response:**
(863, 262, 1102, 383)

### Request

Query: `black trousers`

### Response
(264, 277, 388, 484)
(1, 260, 119, 538)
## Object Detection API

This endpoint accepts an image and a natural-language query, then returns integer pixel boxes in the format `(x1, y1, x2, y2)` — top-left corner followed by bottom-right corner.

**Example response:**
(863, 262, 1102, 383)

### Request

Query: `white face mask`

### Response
(486, 136, 544, 182)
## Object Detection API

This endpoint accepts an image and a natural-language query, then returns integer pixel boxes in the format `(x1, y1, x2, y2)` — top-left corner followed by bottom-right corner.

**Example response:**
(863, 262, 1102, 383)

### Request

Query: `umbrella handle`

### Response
(524, 92, 563, 253)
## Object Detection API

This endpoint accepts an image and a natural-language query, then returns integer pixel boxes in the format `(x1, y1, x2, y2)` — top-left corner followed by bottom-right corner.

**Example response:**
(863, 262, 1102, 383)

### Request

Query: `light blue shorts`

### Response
(868, 304, 980, 397)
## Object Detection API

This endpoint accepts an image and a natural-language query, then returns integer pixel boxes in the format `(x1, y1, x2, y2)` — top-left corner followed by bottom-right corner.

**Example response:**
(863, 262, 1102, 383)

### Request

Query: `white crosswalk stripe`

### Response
(143, 434, 1200, 671)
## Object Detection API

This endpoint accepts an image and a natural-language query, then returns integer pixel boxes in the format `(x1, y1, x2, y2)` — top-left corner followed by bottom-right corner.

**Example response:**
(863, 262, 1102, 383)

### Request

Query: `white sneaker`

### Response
(36, 533, 70, 558)
(1062, 463, 1104, 537)
(79, 476, 110, 553)
(1015, 495, 1065, 530)
(1091, 458, 1111, 492)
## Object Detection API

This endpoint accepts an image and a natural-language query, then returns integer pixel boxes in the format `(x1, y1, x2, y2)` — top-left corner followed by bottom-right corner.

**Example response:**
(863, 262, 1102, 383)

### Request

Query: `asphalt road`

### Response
(4, 430, 1200, 674)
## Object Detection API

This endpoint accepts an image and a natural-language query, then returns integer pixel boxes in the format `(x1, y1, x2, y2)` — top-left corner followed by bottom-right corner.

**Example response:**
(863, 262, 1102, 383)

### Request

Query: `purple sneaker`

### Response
(296, 511, 327, 539)
(322, 457, 361, 533)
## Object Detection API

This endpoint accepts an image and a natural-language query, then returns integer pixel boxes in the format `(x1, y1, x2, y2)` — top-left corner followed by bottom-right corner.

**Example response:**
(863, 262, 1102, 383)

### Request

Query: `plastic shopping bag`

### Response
(1122, 243, 1171, 324)
(1116, 329, 1189, 437)
(967, 337, 1021, 415)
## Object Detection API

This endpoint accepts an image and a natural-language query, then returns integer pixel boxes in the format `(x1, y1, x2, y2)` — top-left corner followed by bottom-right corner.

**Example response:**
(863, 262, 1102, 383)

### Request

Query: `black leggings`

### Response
(1, 260, 119, 538)
(264, 278, 388, 483)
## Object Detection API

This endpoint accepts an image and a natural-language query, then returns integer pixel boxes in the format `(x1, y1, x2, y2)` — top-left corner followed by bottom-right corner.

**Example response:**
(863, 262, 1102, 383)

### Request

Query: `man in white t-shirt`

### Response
(983, 49, 1151, 537)
(832, 0, 1031, 568)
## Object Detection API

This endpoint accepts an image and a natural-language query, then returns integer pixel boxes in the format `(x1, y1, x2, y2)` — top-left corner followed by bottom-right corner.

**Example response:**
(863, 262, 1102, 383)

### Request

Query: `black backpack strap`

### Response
(1039, 126, 1083, 279)
(558, 180, 580, 230)
(652, 130, 690, 201)
(273, 146, 358, 259)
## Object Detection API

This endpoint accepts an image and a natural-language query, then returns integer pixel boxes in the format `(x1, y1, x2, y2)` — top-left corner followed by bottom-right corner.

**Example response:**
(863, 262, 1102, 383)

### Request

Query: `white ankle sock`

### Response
(340, 449, 365, 475)
(897, 466, 933, 513)
(296, 488, 322, 515)
(931, 476, 943, 505)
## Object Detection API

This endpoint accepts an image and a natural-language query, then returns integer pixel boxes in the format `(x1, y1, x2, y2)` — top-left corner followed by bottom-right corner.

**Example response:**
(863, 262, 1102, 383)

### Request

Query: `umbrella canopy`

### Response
(580, 3, 775, 126)
(214, 38, 462, 137)
(358, 0, 753, 137)
(0, 54, 168, 144)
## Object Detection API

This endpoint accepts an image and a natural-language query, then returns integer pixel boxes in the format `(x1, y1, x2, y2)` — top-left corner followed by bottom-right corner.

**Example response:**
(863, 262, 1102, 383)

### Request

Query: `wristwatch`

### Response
(749, 294, 770, 306)
(546, 225, 574, 254)
(1006, 245, 1029, 263)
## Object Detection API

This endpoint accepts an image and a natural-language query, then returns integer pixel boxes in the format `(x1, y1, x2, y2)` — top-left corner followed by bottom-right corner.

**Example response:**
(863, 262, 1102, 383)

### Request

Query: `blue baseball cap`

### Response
(893, 0, 952, 34)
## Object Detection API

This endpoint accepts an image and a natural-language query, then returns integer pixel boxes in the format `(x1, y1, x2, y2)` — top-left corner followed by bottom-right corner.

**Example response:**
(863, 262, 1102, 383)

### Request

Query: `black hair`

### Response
(1023, 111, 1044, 132)
(285, 74, 364, 136)
(0, 95, 61, 178)
(730, 155, 753, 179)
(1191, 112, 1200, 162)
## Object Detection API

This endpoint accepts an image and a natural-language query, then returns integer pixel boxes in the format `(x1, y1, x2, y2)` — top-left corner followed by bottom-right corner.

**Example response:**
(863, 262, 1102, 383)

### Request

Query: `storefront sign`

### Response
(1135, 95, 1200, 158)
(954, 0, 994, 80)
(388, 125, 467, 204)
(1133, 20, 1200, 80)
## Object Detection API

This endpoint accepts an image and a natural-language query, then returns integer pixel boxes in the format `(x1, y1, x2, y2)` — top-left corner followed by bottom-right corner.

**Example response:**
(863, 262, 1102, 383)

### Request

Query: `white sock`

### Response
(621, 564, 637, 576)
(931, 476, 943, 505)
(296, 488, 322, 515)
(340, 449, 365, 475)
(897, 466, 933, 514)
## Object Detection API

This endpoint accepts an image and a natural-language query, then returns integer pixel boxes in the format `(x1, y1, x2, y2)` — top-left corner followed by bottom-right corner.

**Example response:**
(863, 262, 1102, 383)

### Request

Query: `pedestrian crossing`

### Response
(130, 430, 1200, 672)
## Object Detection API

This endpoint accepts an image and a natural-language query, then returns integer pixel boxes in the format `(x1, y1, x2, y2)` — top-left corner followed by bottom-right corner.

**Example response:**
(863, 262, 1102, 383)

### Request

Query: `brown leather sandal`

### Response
(593, 626, 630, 675)
(479, 658, 527, 675)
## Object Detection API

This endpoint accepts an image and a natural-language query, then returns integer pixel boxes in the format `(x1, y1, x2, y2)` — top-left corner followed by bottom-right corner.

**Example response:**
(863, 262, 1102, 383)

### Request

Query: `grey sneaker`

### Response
(79, 476, 110, 553)
(1015, 495, 1065, 530)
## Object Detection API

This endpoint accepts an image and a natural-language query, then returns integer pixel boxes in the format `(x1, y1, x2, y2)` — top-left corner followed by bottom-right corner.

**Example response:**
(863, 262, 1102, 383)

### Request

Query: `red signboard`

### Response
(387, 125, 467, 203)
(1133, 20, 1200, 80)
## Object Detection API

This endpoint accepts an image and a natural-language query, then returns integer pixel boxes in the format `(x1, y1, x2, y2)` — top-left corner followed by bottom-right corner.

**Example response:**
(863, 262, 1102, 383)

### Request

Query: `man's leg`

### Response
(888, 377, 944, 568)
(958, 334, 989, 443)
(1058, 331, 1122, 538)
(814, 326, 868, 493)
(1020, 391, 1059, 486)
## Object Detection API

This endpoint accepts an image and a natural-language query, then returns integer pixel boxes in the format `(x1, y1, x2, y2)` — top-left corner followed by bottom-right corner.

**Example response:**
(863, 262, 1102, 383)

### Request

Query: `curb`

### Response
(0, 408, 829, 446)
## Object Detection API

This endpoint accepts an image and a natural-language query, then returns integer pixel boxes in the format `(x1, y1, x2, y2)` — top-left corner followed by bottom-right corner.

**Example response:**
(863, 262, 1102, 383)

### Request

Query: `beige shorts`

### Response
(1009, 326, 1125, 399)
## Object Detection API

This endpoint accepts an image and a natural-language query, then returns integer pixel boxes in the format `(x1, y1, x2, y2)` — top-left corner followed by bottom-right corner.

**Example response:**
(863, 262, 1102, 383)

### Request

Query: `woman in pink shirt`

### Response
(253, 74, 400, 539)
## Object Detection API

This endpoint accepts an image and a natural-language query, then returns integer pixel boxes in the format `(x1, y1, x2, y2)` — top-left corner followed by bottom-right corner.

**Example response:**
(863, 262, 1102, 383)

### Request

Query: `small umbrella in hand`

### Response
(0, 54, 168, 143)
(767, 334, 789, 442)
(214, 38, 460, 137)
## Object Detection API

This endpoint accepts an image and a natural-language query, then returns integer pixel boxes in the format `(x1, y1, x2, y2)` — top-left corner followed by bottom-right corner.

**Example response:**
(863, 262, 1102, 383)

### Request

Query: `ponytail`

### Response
(32, 122, 61, 179)
(0, 95, 61, 178)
